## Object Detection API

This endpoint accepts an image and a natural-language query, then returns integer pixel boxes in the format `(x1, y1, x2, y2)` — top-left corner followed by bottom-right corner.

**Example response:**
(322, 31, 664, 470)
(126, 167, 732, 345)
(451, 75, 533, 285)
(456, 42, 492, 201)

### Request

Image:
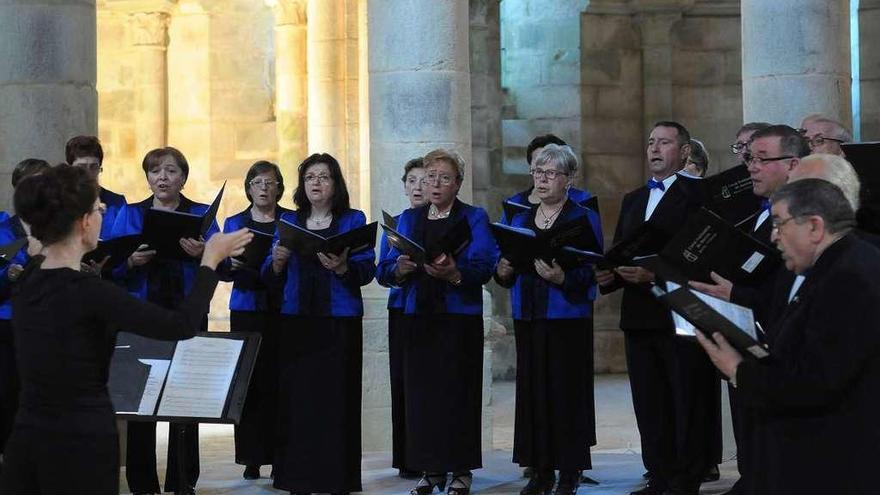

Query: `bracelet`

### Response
(450, 276, 463, 287)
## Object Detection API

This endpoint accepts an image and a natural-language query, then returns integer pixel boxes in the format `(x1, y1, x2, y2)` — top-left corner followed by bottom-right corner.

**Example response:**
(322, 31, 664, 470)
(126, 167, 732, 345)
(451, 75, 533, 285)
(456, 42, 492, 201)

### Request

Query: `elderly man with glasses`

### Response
(798, 114, 852, 157)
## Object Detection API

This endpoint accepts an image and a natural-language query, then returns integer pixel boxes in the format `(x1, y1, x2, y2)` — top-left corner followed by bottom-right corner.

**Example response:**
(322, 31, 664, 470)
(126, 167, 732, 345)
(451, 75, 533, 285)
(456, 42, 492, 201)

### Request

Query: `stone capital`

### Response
(130, 11, 170, 47)
(265, 0, 306, 26)
(100, 0, 178, 14)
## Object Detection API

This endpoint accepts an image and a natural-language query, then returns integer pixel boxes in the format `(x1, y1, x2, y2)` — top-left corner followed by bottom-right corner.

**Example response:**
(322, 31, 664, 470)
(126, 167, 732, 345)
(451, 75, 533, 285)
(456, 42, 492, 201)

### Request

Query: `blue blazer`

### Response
(377, 213, 404, 310)
(221, 206, 291, 312)
(99, 187, 127, 241)
(498, 200, 603, 320)
(376, 200, 498, 316)
(0, 216, 29, 320)
(262, 209, 376, 317)
(109, 195, 220, 302)
(500, 186, 593, 225)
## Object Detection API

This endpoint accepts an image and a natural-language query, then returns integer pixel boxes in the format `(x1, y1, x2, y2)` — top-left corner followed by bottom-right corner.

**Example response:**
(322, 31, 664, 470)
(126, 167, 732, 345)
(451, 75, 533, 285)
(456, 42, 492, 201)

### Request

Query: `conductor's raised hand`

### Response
(495, 257, 515, 281)
(201, 228, 253, 269)
(689, 271, 733, 301)
(695, 331, 743, 380)
(25, 236, 43, 257)
(424, 253, 461, 283)
(271, 242, 292, 274)
(595, 268, 616, 287)
(318, 248, 349, 275)
(127, 244, 156, 269)
(534, 258, 564, 285)
(180, 237, 206, 258)
(614, 265, 654, 284)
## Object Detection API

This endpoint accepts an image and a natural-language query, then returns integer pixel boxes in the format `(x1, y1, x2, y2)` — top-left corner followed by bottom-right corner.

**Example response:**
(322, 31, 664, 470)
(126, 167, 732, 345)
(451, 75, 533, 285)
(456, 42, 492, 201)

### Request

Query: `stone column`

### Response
(267, 0, 308, 172)
(0, 0, 97, 207)
(130, 10, 171, 160)
(368, 0, 473, 219)
(636, 12, 681, 137)
(860, 0, 880, 139)
(741, 0, 851, 127)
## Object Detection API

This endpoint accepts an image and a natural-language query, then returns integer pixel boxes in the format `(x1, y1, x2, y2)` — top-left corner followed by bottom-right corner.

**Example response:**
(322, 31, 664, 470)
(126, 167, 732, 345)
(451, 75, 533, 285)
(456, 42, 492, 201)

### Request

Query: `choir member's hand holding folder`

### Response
(652, 281, 770, 360)
(83, 234, 145, 269)
(490, 218, 603, 270)
(0, 237, 27, 266)
(278, 218, 378, 257)
(656, 207, 780, 285)
(381, 215, 472, 265)
(140, 182, 226, 260)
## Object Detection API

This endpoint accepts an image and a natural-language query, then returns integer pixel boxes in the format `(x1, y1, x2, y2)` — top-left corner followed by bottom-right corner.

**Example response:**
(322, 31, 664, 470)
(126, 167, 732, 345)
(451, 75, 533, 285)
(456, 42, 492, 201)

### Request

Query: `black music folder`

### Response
(141, 182, 226, 260)
(381, 216, 472, 265)
(0, 237, 27, 265)
(491, 219, 602, 270)
(278, 219, 378, 257)
(502, 196, 599, 222)
(842, 142, 880, 234)
(234, 229, 275, 270)
(653, 284, 770, 360)
(702, 164, 763, 224)
(597, 222, 668, 270)
(382, 210, 397, 230)
(657, 207, 780, 284)
(83, 234, 143, 267)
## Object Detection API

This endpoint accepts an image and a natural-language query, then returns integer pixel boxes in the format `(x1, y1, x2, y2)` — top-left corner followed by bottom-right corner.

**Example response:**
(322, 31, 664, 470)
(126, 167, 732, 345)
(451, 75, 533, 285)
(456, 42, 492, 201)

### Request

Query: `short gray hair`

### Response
(533, 143, 579, 176)
(772, 178, 856, 235)
(794, 154, 861, 211)
(688, 138, 709, 175)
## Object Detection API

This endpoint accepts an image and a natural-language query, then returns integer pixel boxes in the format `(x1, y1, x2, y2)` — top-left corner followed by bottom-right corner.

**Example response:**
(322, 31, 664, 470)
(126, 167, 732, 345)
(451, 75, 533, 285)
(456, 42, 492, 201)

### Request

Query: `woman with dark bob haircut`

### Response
(220, 160, 291, 479)
(0, 164, 251, 494)
(264, 152, 375, 494)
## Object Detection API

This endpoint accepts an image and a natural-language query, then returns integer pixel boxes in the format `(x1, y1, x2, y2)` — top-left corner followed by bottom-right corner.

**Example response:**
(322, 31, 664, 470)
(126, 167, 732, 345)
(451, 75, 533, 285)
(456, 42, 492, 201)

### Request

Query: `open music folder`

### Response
(380, 216, 472, 265)
(140, 181, 226, 260)
(278, 219, 378, 257)
(490, 218, 602, 270)
(702, 164, 763, 224)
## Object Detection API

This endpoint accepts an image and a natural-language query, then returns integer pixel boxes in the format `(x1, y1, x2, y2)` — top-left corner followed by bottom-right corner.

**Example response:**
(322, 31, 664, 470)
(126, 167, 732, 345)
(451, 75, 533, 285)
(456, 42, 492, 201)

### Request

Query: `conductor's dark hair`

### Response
(244, 160, 285, 203)
(65, 135, 104, 165)
(772, 178, 856, 235)
(293, 153, 350, 218)
(526, 134, 567, 165)
(14, 164, 99, 244)
(652, 121, 691, 146)
(141, 147, 190, 179)
(401, 157, 425, 182)
(11, 158, 51, 188)
(750, 125, 811, 158)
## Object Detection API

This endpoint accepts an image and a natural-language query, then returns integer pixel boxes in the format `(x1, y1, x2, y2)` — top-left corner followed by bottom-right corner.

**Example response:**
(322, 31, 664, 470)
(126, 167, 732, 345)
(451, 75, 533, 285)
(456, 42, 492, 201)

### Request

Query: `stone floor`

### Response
(122, 375, 738, 494)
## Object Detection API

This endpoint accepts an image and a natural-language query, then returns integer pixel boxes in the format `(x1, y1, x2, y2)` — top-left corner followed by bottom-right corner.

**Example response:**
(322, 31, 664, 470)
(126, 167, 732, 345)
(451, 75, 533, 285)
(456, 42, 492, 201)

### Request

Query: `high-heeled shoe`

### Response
(520, 469, 555, 495)
(411, 472, 448, 495)
(447, 471, 473, 495)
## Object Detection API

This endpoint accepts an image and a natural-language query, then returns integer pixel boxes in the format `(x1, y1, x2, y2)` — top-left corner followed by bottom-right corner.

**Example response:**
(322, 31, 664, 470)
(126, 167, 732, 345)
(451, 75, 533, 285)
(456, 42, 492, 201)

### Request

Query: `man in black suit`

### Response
(697, 178, 880, 494)
(596, 121, 714, 495)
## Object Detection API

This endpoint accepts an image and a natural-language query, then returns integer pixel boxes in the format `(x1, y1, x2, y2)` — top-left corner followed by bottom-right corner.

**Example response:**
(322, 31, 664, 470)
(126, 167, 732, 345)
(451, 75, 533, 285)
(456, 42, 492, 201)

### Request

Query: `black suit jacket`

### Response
(603, 176, 704, 331)
(736, 233, 880, 493)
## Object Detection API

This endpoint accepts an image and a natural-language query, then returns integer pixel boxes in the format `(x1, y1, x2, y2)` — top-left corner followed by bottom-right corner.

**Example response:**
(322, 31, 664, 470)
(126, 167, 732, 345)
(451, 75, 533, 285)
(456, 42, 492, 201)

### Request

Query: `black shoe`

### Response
(520, 469, 555, 495)
(702, 465, 720, 482)
(630, 480, 665, 495)
(579, 472, 600, 486)
(523, 466, 534, 478)
(447, 472, 472, 495)
(411, 473, 447, 495)
(642, 471, 652, 479)
(243, 465, 261, 480)
(400, 468, 422, 479)
(554, 471, 579, 495)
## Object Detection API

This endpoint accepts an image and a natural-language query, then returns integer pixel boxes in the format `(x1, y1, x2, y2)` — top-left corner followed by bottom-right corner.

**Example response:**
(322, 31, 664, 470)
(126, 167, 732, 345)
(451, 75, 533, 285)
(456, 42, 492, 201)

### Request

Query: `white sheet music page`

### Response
(666, 282, 758, 339)
(137, 359, 171, 415)
(156, 336, 243, 418)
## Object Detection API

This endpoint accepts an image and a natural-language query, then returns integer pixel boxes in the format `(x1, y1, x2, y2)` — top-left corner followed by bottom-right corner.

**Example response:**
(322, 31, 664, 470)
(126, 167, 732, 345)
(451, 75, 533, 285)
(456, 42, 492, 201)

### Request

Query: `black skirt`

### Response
(0, 319, 18, 455)
(512, 318, 595, 471)
(404, 313, 483, 473)
(388, 308, 408, 470)
(231, 310, 280, 466)
(273, 315, 363, 493)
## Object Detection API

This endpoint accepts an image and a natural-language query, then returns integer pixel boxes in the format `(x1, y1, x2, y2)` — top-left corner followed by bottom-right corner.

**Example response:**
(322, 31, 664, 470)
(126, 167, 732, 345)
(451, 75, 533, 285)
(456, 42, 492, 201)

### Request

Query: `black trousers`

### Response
(726, 382, 753, 493)
(624, 331, 719, 492)
(125, 421, 199, 493)
(0, 426, 119, 494)
(231, 310, 279, 467)
(388, 309, 409, 470)
(0, 320, 18, 457)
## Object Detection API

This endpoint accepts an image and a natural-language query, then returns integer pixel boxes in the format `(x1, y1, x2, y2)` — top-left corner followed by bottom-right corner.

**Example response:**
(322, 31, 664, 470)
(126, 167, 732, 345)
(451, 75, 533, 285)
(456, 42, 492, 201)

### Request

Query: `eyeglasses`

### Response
(729, 141, 749, 155)
(421, 173, 458, 186)
(771, 215, 800, 233)
(743, 153, 796, 166)
(92, 203, 107, 215)
(249, 178, 280, 188)
(303, 174, 331, 184)
(531, 168, 569, 180)
(806, 135, 845, 148)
